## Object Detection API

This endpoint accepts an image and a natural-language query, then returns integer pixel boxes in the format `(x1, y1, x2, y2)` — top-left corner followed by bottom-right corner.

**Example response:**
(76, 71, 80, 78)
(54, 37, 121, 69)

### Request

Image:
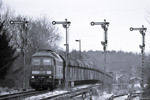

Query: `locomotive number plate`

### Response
(39, 71, 46, 74)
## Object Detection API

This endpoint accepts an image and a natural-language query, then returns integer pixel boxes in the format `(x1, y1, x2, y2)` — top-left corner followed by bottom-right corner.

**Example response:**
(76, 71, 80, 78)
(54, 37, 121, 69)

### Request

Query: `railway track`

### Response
(108, 92, 143, 100)
(0, 90, 48, 100)
(108, 93, 128, 100)
(0, 84, 100, 100)
(25, 84, 101, 100)
(39, 87, 93, 100)
(38, 87, 93, 100)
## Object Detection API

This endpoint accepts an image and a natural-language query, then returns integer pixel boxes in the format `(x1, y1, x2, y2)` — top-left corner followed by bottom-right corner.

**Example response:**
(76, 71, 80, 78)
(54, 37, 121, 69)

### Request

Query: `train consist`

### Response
(29, 49, 113, 90)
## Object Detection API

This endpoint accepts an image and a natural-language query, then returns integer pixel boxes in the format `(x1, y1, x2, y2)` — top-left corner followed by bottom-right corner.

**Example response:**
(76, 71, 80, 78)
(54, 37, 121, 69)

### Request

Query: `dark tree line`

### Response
(0, 21, 17, 79)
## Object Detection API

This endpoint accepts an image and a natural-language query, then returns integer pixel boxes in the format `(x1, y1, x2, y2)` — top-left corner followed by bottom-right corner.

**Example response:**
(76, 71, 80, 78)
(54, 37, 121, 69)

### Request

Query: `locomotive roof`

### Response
(32, 50, 63, 61)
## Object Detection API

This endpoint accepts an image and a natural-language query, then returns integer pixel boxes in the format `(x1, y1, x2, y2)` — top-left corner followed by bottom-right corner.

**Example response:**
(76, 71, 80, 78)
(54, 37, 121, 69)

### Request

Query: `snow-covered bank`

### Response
(92, 92, 113, 100)
(0, 87, 19, 95)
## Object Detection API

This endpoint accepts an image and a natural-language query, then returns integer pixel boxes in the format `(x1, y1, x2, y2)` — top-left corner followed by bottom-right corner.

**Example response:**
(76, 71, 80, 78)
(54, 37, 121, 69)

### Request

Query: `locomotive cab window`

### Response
(32, 58, 40, 65)
(43, 58, 53, 65)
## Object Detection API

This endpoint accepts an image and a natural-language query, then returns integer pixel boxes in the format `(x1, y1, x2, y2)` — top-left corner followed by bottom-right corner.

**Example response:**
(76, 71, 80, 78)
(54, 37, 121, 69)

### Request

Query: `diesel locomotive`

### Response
(29, 49, 113, 90)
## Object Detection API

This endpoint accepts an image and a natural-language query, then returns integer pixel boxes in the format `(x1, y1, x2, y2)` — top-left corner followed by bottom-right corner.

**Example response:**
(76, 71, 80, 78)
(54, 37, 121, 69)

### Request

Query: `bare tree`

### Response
(28, 16, 61, 53)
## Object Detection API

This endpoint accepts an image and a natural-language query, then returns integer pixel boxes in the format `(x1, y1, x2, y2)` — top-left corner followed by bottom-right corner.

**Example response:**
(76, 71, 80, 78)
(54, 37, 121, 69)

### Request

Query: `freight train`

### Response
(29, 49, 113, 90)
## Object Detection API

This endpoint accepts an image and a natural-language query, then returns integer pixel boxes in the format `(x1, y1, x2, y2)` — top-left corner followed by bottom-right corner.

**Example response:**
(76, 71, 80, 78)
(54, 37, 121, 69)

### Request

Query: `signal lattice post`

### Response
(10, 18, 29, 91)
(130, 25, 147, 89)
(90, 19, 109, 92)
(52, 19, 71, 89)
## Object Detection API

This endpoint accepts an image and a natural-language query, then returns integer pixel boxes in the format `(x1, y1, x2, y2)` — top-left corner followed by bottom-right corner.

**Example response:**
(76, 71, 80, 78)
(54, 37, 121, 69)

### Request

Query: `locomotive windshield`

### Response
(32, 58, 40, 65)
(43, 58, 53, 65)
(32, 57, 53, 65)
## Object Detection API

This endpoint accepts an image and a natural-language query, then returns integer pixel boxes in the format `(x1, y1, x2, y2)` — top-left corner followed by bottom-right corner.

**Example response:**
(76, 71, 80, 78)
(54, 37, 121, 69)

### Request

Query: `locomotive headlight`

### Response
(49, 76, 52, 78)
(31, 76, 35, 78)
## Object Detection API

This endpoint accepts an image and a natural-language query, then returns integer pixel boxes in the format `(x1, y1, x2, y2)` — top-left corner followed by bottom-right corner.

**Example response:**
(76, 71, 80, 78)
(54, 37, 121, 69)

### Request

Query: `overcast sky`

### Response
(4, 0, 150, 53)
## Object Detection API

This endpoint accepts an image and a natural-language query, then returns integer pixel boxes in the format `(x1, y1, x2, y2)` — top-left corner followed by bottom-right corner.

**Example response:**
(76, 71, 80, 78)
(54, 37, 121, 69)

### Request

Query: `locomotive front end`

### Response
(29, 50, 64, 90)
(30, 54, 54, 90)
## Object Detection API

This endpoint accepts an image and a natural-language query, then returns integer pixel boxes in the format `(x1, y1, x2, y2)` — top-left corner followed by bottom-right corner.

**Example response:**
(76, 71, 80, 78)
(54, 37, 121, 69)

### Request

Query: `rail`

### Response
(0, 90, 47, 100)
(38, 84, 101, 100)
(108, 91, 144, 100)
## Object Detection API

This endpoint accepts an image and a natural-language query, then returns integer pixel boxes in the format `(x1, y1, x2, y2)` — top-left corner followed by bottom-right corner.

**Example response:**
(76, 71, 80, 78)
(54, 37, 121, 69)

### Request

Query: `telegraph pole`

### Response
(91, 19, 109, 92)
(52, 19, 71, 89)
(10, 18, 29, 91)
(130, 25, 147, 89)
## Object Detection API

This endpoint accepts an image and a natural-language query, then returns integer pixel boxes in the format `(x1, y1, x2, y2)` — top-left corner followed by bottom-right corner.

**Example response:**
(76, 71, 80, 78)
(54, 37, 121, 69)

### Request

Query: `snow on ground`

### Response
(0, 91, 10, 95)
(24, 85, 92, 100)
(114, 95, 128, 100)
(71, 84, 91, 90)
(0, 87, 20, 95)
(25, 84, 101, 100)
(132, 96, 140, 100)
(74, 84, 100, 89)
(92, 92, 113, 100)
(0, 87, 35, 96)
(24, 90, 68, 100)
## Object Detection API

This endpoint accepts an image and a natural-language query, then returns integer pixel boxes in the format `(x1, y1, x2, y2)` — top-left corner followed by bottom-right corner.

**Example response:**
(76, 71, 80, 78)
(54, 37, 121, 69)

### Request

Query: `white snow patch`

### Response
(93, 92, 113, 100)
(25, 84, 101, 100)
(24, 90, 68, 100)
(73, 84, 99, 89)
(0, 92, 10, 95)
(130, 77, 142, 80)
(114, 95, 128, 100)
(0, 87, 20, 96)
(134, 84, 141, 88)
(132, 96, 140, 100)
